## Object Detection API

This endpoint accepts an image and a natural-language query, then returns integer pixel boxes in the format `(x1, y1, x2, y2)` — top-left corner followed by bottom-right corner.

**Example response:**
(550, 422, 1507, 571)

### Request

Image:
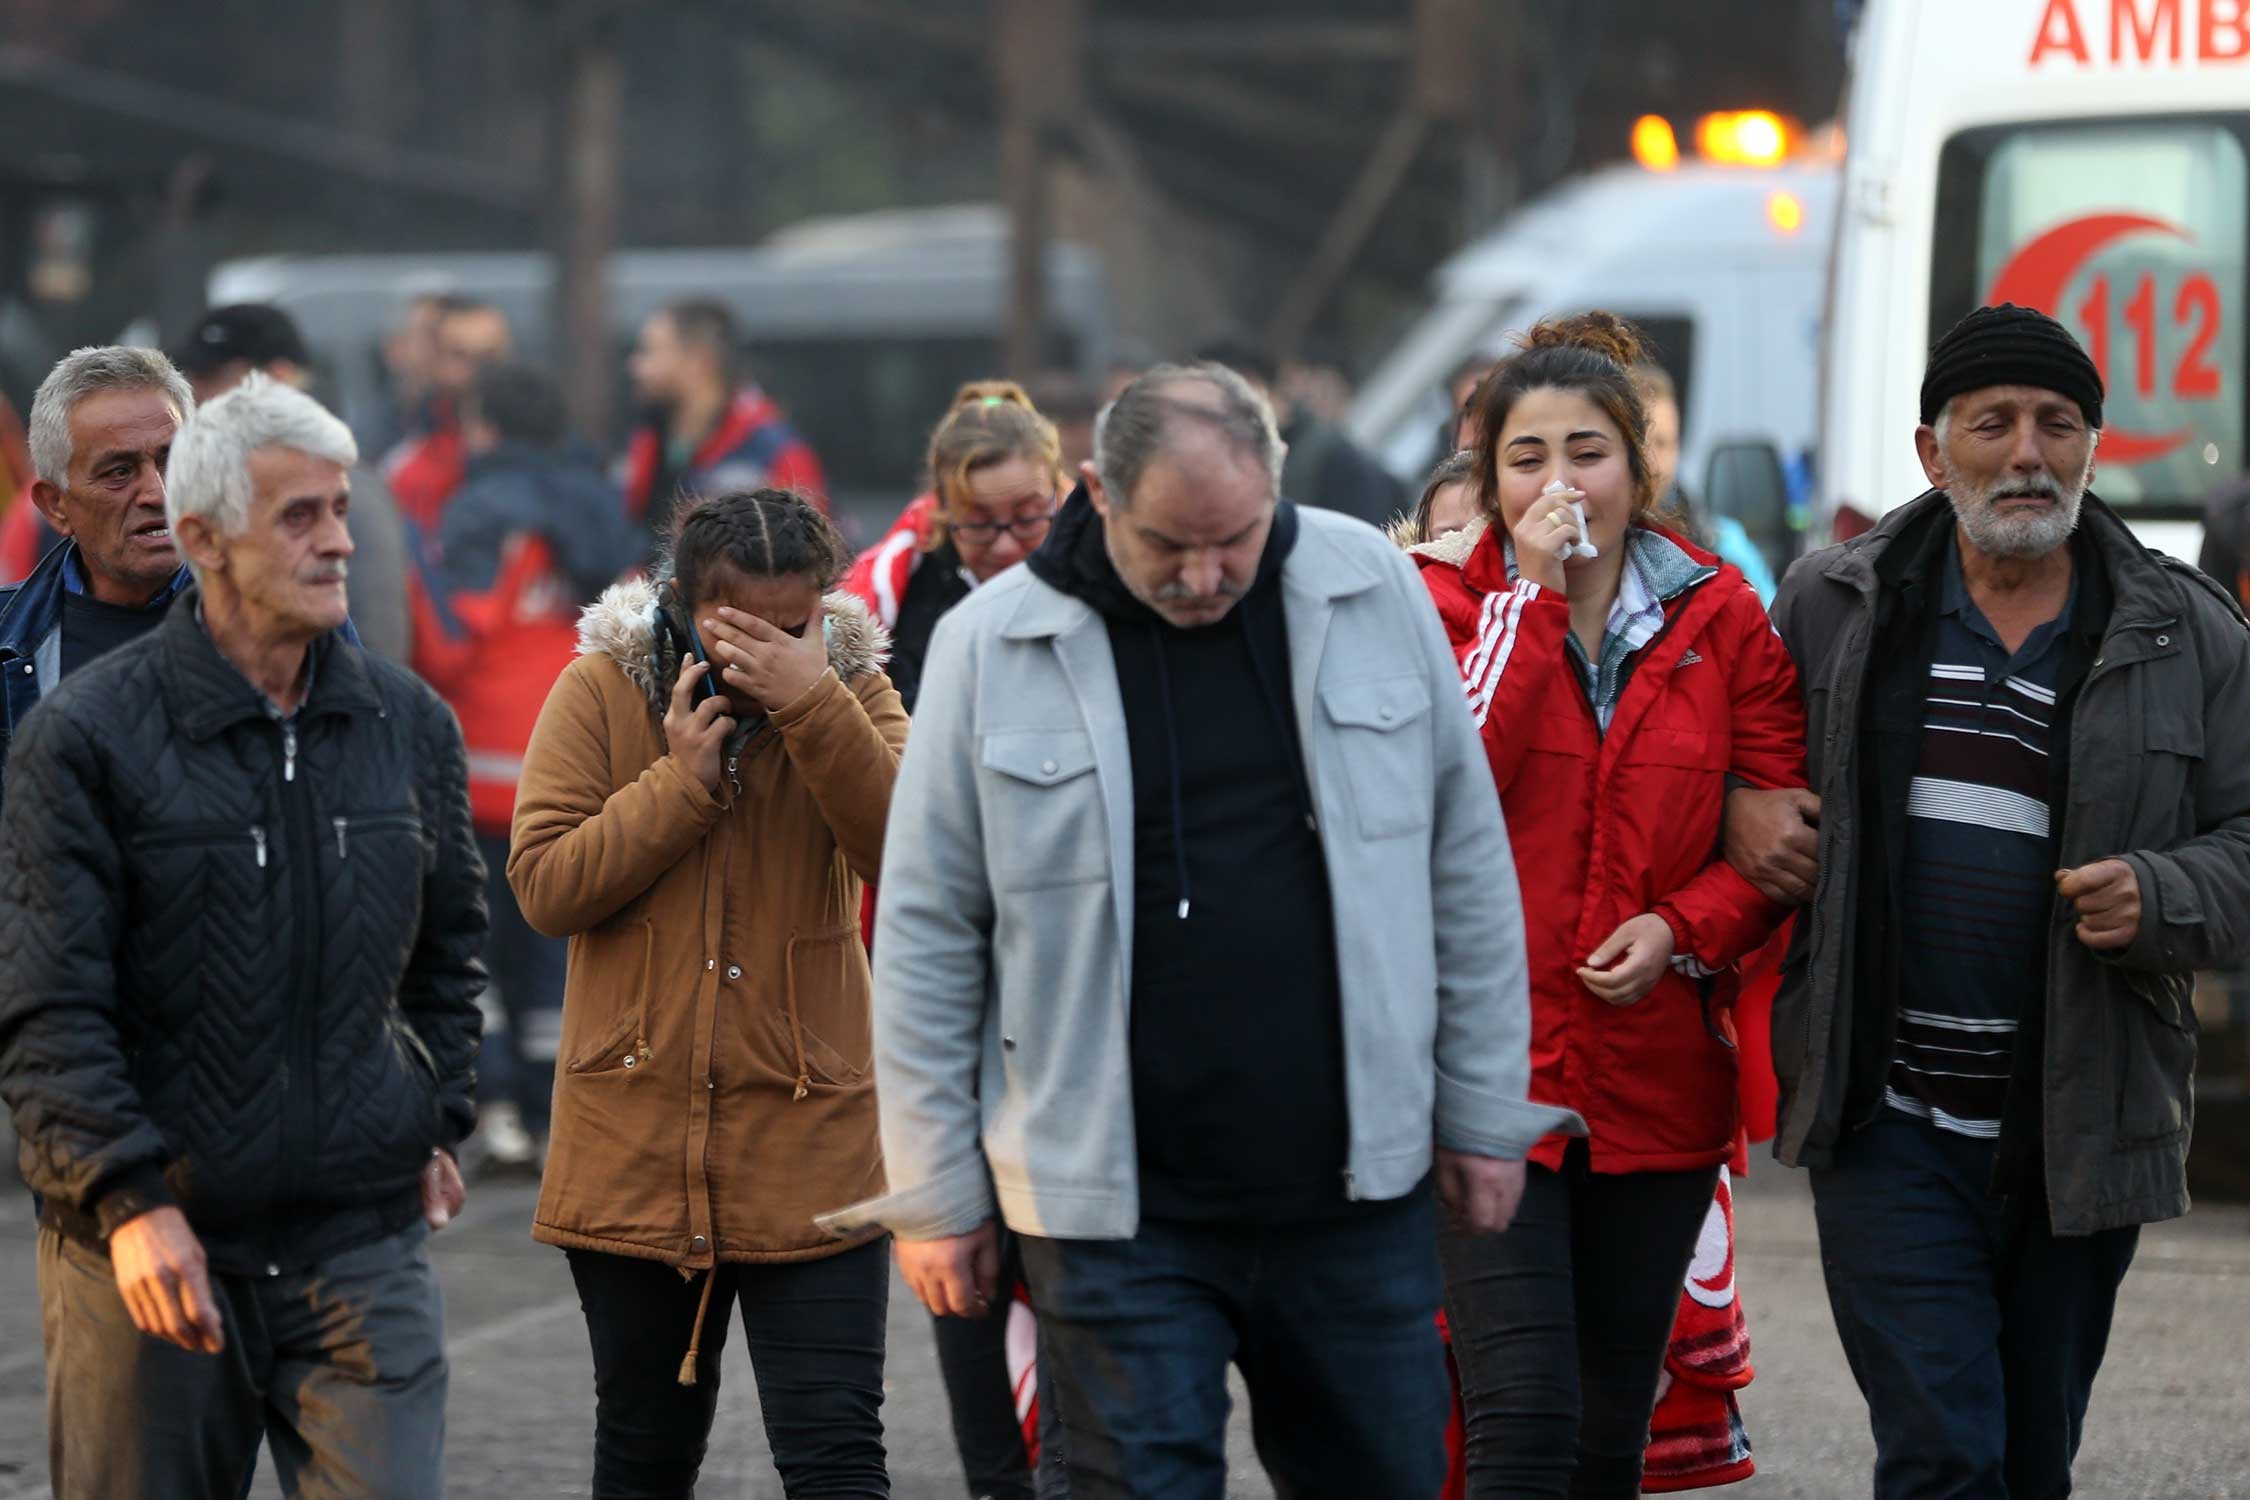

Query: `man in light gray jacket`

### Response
(824, 364, 1577, 1499)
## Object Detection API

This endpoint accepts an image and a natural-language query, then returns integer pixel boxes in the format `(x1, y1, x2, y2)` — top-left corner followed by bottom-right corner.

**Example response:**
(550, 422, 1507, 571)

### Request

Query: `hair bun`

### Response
(950, 379, 1034, 414)
(1518, 311, 1650, 373)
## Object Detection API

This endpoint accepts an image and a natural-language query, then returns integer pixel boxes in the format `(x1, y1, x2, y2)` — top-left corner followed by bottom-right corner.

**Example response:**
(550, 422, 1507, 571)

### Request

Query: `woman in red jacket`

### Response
(1414, 313, 1804, 1499)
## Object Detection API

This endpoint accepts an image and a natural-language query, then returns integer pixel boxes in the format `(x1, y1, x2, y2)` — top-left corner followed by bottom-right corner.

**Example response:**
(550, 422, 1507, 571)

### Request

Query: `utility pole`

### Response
(996, 0, 1083, 379)
(555, 4, 622, 444)
(1265, 0, 1478, 359)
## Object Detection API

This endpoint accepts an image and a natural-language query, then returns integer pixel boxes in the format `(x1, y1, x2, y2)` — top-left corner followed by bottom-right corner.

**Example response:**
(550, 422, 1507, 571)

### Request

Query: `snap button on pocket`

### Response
(725, 964, 742, 980)
(1378, 704, 1396, 722)
(690, 1234, 708, 1252)
(621, 1054, 637, 1069)
(1041, 759, 1058, 775)
(2156, 634, 2171, 647)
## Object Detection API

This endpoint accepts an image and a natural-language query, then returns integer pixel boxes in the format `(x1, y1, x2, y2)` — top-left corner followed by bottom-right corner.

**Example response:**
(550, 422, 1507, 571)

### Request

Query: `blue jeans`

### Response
(1811, 1113, 2139, 1500)
(1018, 1184, 1448, 1500)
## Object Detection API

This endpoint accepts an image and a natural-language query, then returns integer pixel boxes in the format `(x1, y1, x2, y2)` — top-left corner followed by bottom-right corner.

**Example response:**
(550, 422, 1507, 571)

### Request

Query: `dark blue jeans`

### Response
(1018, 1184, 1448, 1500)
(1811, 1112, 2140, 1500)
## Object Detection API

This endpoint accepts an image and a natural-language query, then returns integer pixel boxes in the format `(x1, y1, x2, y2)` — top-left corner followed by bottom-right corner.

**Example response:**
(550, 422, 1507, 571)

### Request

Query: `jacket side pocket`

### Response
(564, 921, 655, 1078)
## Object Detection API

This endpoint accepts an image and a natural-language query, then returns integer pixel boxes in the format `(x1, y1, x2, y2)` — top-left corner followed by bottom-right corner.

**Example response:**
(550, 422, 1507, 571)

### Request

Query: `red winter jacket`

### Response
(621, 387, 825, 525)
(1416, 519, 1805, 1174)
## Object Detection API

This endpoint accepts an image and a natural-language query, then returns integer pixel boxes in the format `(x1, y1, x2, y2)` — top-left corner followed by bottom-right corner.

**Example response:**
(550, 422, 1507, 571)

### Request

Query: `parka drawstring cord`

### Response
(676, 1264, 720, 1386)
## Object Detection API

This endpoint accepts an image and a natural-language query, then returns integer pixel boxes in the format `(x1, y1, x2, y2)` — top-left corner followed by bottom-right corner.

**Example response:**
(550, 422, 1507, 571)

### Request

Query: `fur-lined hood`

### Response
(576, 577, 891, 720)
(1403, 513, 1489, 567)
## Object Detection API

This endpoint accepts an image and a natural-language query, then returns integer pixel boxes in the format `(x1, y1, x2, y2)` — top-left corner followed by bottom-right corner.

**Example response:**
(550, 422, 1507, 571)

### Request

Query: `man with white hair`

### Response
(1731, 304, 2250, 1498)
(0, 345, 364, 811)
(0, 373, 487, 1497)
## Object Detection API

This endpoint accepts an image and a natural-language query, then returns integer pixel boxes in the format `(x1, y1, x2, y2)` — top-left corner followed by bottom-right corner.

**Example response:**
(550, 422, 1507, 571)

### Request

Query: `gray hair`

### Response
(28, 346, 195, 486)
(166, 372, 358, 540)
(1093, 362, 1285, 507)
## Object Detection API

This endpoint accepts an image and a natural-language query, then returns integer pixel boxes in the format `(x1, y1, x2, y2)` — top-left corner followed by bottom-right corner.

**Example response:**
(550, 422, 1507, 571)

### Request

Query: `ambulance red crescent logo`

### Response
(1987, 213, 2196, 464)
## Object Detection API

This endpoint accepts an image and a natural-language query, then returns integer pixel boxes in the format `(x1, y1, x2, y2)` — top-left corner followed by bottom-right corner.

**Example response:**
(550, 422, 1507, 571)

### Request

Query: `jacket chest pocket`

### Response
(1319, 678, 1432, 841)
(980, 730, 1109, 891)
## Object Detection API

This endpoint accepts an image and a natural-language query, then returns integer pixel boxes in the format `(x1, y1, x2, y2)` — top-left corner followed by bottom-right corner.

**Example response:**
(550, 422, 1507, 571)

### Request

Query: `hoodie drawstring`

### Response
(676, 1264, 720, 1386)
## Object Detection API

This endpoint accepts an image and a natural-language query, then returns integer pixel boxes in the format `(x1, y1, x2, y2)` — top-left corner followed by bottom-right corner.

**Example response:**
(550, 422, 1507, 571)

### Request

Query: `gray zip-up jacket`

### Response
(1770, 491, 2250, 1234)
(821, 506, 1580, 1242)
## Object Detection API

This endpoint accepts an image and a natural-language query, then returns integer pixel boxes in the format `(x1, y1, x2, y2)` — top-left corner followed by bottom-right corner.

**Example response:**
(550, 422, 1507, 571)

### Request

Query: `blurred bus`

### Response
(208, 205, 1117, 537)
(1822, 0, 2249, 559)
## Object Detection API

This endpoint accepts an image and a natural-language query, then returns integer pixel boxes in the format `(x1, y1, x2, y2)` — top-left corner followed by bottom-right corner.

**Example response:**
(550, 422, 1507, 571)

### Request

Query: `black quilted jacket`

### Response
(0, 594, 487, 1274)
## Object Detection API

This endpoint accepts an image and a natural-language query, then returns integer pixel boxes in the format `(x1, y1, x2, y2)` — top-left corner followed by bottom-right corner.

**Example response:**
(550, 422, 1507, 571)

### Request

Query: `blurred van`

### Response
(208, 204, 1117, 533)
(1346, 157, 1839, 580)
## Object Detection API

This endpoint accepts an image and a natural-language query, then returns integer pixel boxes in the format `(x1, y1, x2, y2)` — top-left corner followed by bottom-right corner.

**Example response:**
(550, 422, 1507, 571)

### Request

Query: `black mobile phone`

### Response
(658, 596, 716, 707)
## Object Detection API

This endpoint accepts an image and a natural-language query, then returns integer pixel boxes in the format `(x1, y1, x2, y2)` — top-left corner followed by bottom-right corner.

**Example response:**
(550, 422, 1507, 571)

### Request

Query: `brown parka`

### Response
(511, 578, 906, 1300)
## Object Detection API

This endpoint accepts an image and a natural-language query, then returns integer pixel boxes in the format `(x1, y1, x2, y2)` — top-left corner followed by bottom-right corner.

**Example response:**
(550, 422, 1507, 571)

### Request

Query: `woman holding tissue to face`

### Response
(1411, 313, 1806, 1499)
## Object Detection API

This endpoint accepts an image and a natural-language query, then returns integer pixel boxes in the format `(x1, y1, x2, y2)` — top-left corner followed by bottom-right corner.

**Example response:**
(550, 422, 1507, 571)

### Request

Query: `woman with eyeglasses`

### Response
(844, 381, 1066, 714)
(842, 383, 1067, 1498)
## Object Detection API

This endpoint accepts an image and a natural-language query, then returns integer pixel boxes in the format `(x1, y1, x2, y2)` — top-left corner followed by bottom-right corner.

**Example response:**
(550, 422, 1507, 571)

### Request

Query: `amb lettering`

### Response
(2030, 0, 2250, 64)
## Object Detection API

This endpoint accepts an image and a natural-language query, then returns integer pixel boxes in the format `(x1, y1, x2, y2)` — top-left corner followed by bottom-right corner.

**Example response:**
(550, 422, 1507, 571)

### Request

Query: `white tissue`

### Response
(1568, 501, 1597, 559)
(1543, 479, 1597, 559)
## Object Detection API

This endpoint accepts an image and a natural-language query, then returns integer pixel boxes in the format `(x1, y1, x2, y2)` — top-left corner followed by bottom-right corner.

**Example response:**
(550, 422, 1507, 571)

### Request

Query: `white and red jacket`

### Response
(842, 491, 941, 630)
(1415, 517, 1806, 1174)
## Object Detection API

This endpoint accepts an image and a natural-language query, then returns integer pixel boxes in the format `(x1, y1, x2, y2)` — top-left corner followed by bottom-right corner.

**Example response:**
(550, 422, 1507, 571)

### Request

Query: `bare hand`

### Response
(662, 658, 737, 793)
(895, 1220, 1002, 1319)
(2057, 859, 2142, 951)
(422, 1149, 466, 1231)
(1578, 913, 1676, 1005)
(707, 607, 830, 715)
(1725, 786, 1821, 906)
(1508, 486, 1583, 594)
(109, 1206, 225, 1354)
(1436, 1150, 1528, 1235)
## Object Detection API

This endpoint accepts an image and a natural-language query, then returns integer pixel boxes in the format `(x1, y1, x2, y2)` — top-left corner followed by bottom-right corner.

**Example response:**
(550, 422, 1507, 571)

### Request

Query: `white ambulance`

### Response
(1822, 0, 2250, 558)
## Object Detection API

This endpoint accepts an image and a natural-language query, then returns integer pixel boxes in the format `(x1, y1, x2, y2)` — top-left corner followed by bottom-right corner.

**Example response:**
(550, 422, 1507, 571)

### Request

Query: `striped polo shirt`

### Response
(1886, 542, 2075, 1140)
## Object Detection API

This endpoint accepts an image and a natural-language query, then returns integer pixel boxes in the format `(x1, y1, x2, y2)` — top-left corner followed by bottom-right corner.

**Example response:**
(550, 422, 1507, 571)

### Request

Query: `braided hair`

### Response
(667, 488, 850, 610)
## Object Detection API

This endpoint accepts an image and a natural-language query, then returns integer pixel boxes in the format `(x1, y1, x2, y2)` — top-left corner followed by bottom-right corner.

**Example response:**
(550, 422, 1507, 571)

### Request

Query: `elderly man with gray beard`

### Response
(1729, 304, 2250, 1499)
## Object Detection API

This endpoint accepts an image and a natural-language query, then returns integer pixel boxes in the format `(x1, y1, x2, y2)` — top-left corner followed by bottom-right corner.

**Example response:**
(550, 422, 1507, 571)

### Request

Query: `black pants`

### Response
(476, 830, 566, 1132)
(568, 1241, 890, 1499)
(1439, 1143, 1718, 1499)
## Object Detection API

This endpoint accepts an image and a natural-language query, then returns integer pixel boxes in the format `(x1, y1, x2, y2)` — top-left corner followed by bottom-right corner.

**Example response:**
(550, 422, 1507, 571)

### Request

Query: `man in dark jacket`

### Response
(1733, 305, 2250, 1499)
(0, 374, 487, 1496)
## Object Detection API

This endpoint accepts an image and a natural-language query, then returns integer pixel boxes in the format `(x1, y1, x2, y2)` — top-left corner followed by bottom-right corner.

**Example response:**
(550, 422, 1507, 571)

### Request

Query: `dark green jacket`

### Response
(1769, 490, 2250, 1234)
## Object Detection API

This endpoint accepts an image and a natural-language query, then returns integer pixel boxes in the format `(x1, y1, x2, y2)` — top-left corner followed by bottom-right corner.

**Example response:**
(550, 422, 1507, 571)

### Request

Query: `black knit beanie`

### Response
(1920, 303, 2104, 429)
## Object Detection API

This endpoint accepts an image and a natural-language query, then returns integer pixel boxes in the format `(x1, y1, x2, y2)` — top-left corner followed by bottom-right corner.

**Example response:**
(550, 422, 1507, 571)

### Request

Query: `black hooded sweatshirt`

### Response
(1026, 488, 1353, 1222)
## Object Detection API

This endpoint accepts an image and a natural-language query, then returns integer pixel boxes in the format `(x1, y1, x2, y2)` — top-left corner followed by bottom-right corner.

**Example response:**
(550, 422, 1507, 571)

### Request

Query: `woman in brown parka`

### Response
(510, 487, 907, 1498)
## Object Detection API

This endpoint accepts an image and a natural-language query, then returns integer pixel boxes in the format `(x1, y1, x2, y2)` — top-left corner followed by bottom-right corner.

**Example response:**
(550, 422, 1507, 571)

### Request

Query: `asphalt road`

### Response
(2, 1164, 2245, 1498)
